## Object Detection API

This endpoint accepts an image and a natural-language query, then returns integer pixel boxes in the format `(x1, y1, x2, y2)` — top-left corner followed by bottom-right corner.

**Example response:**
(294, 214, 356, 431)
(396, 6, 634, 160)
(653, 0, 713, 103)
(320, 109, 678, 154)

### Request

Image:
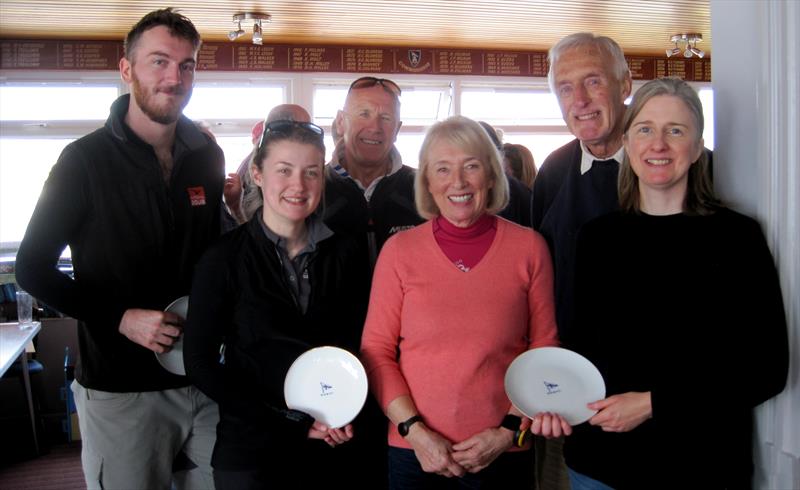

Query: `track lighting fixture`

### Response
(253, 22, 263, 45)
(228, 21, 245, 41)
(228, 12, 271, 45)
(666, 34, 704, 58)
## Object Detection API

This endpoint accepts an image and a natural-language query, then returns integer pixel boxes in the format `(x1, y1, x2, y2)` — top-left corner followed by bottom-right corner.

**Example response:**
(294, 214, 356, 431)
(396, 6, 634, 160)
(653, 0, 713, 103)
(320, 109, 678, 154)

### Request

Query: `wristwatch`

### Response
(398, 414, 423, 437)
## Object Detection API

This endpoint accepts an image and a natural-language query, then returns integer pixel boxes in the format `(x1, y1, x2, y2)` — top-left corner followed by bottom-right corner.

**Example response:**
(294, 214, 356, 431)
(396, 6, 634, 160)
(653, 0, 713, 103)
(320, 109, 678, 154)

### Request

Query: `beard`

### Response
(130, 72, 192, 125)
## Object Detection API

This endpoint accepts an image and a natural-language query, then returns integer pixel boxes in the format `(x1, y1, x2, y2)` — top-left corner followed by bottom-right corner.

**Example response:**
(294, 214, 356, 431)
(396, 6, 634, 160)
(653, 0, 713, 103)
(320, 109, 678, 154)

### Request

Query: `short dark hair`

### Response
(124, 8, 201, 59)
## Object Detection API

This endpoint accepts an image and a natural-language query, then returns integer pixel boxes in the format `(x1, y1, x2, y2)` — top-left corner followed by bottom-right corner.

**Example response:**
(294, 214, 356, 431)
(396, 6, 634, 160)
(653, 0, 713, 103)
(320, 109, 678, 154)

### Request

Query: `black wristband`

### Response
(499, 414, 522, 432)
(398, 414, 423, 437)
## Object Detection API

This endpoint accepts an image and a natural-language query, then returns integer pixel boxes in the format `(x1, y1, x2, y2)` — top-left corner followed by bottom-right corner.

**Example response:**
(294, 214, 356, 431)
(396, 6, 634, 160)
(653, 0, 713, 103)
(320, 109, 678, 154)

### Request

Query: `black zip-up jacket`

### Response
(16, 94, 225, 392)
(323, 164, 423, 265)
(183, 214, 371, 471)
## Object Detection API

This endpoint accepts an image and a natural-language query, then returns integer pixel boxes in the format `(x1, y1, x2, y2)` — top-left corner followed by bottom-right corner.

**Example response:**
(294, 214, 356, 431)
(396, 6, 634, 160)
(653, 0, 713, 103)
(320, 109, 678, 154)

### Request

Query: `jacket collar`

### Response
(105, 94, 209, 152)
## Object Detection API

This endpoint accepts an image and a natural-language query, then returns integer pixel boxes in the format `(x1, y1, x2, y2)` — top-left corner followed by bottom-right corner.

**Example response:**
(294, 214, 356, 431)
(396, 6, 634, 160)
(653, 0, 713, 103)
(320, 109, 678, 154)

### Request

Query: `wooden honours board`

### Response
(1, 39, 711, 81)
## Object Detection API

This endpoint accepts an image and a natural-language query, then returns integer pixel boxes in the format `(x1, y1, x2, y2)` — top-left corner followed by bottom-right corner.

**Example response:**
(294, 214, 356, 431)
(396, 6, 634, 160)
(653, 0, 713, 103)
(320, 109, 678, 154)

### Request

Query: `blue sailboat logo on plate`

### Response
(544, 381, 561, 395)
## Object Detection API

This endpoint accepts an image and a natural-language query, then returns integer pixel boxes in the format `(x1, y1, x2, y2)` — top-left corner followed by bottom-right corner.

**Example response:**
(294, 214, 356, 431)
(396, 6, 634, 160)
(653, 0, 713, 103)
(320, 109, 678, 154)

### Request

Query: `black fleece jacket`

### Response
(16, 94, 225, 392)
(183, 215, 371, 470)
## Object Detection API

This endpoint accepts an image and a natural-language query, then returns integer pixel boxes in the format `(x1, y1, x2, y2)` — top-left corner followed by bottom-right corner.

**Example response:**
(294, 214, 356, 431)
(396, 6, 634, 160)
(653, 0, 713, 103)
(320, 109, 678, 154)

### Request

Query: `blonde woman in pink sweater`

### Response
(361, 116, 562, 489)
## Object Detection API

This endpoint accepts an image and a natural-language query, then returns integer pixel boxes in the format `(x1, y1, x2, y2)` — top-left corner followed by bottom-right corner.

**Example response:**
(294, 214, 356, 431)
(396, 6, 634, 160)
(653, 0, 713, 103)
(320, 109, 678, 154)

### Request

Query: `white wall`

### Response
(711, 1, 799, 488)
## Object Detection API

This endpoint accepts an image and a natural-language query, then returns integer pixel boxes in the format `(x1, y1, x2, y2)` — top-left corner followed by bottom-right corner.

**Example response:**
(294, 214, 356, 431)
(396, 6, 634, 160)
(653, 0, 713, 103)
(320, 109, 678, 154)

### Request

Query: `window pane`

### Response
(698, 88, 714, 150)
(184, 86, 285, 120)
(313, 87, 348, 126)
(461, 89, 563, 125)
(0, 86, 118, 121)
(400, 88, 451, 124)
(501, 134, 576, 171)
(395, 133, 427, 168)
(215, 136, 256, 174)
(0, 138, 73, 245)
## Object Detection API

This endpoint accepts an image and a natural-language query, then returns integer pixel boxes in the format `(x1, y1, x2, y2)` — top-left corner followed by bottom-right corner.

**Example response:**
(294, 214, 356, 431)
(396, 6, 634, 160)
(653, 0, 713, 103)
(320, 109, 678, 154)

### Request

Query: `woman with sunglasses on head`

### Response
(183, 120, 371, 489)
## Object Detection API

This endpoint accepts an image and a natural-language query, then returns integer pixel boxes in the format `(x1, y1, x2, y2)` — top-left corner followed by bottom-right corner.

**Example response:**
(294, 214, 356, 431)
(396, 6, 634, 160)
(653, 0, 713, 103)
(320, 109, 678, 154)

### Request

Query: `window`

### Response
(0, 72, 715, 259)
(0, 138, 76, 249)
(697, 88, 714, 149)
(185, 82, 287, 173)
(461, 84, 571, 169)
(0, 81, 119, 253)
(461, 87, 563, 126)
(501, 133, 576, 169)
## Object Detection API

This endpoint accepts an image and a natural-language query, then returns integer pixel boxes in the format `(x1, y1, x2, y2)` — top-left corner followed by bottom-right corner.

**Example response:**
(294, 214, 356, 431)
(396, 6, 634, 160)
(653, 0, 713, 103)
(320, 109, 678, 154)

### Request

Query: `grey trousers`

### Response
(72, 380, 219, 490)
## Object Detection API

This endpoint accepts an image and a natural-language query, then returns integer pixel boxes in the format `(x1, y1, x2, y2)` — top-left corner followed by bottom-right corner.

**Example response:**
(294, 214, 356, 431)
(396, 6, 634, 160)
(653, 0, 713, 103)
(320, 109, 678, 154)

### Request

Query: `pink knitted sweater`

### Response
(360, 218, 558, 449)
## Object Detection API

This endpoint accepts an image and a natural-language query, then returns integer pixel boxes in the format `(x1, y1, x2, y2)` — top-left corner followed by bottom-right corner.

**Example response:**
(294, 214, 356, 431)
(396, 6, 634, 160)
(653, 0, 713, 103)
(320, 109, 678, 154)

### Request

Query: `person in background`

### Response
(324, 76, 423, 267)
(531, 32, 631, 344)
(477, 121, 533, 227)
(503, 142, 537, 188)
(360, 116, 559, 489)
(560, 77, 789, 489)
(16, 9, 224, 489)
(225, 104, 312, 224)
(184, 120, 371, 489)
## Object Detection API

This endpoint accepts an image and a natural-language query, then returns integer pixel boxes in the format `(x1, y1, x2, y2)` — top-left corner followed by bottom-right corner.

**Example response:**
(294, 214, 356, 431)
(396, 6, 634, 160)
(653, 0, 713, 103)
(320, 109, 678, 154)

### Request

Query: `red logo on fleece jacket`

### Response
(187, 186, 206, 206)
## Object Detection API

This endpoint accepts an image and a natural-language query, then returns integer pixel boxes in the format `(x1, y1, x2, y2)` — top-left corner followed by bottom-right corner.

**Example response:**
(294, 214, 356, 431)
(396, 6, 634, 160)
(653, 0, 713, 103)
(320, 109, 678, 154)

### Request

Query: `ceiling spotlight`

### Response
(667, 33, 704, 58)
(230, 12, 271, 45)
(252, 22, 263, 45)
(666, 42, 680, 58)
(228, 21, 245, 41)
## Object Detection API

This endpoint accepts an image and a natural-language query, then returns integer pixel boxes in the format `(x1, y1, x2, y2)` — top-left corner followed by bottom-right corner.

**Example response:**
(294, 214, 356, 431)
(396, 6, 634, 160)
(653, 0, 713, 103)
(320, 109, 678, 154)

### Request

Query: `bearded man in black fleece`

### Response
(16, 8, 224, 490)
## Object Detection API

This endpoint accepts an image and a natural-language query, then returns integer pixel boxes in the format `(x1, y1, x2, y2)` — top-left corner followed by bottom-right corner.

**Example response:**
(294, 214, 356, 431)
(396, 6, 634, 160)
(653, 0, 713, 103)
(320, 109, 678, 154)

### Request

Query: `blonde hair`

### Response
(415, 116, 509, 220)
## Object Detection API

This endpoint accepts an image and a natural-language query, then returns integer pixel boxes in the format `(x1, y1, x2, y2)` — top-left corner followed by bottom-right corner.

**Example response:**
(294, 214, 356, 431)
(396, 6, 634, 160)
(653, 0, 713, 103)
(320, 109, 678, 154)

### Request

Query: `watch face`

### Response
(398, 415, 421, 436)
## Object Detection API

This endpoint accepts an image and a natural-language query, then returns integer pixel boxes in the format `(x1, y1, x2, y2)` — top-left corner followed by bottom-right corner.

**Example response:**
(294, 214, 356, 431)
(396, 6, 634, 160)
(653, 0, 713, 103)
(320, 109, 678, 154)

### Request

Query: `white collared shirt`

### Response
(579, 141, 625, 175)
(329, 145, 404, 201)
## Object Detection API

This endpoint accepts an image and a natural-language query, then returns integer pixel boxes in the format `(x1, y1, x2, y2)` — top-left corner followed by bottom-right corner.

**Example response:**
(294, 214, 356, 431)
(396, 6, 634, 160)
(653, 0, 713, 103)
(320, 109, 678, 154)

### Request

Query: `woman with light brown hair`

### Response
(559, 77, 789, 489)
(502, 142, 537, 188)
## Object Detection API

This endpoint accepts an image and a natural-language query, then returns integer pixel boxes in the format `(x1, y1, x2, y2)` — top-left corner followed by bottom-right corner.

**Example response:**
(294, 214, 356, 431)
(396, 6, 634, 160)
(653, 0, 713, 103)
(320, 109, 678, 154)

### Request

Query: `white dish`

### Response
(155, 296, 189, 376)
(504, 346, 605, 426)
(284, 346, 368, 429)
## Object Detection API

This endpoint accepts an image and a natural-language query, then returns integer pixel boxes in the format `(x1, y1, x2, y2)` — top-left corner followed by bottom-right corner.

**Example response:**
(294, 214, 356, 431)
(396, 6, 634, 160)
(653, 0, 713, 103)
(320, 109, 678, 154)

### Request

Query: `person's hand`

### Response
(118, 308, 182, 353)
(588, 391, 652, 433)
(307, 421, 354, 448)
(406, 423, 465, 478)
(529, 412, 572, 438)
(451, 427, 513, 473)
(324, 423, 354, 447)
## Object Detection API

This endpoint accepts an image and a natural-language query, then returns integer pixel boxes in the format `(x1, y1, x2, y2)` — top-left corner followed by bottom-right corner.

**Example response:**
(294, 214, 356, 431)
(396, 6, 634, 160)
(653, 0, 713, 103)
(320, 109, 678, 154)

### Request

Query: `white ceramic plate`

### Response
(504, 347, 605, 425)
(283, 346, 368, 429)
(154, 296, 189, 376)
